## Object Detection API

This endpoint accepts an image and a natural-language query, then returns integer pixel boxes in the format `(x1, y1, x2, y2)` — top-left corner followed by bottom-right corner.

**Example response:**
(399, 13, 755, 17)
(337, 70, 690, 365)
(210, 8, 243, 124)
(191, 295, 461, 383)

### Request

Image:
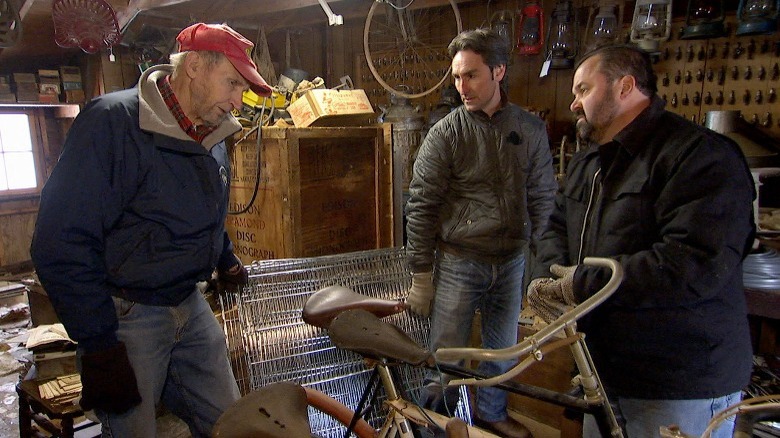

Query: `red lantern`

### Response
(516, 0, 545, 56)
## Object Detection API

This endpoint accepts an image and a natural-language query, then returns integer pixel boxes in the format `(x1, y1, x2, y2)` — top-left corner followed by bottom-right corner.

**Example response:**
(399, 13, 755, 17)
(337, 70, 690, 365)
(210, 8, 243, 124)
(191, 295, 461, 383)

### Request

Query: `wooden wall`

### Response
(272, 0, 780, 145)
(3, 0, 779, 268)
(0, 109, 74, 267)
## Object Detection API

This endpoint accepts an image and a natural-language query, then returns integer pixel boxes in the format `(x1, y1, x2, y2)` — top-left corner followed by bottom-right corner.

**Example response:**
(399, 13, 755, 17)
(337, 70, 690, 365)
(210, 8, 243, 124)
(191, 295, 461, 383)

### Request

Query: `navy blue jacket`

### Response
(534, 97, 755, 399)
(31, 65, 241, 352)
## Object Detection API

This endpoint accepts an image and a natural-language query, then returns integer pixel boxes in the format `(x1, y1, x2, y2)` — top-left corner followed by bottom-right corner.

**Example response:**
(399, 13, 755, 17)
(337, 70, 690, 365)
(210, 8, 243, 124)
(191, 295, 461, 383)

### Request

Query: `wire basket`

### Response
(220, 247, 471, 437)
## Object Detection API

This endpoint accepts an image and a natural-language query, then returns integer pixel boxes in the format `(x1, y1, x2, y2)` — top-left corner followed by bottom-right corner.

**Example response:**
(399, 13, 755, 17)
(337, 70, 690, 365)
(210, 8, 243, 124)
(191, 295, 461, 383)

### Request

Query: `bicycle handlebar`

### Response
(434, 257, 623, 364)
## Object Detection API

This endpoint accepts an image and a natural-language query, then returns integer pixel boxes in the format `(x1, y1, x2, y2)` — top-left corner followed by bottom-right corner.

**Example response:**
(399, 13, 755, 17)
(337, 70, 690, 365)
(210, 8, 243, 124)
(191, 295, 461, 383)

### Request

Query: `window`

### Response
(0, 110, 43, 197)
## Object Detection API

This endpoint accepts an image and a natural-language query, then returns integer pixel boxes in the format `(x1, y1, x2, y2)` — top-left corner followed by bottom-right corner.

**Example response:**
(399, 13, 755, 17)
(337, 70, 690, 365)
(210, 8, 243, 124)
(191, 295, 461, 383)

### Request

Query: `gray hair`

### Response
(169, 50, 225, 77)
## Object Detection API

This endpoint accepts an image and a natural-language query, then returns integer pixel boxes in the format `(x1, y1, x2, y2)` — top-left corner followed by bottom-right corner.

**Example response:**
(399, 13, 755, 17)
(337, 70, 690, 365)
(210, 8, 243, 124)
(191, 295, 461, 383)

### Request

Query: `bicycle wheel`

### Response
(364, 0, 462, 100)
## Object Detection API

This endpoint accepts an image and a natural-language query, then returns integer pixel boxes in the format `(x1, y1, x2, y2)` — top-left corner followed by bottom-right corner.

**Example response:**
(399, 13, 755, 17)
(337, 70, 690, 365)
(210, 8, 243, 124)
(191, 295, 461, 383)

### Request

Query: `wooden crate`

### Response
(226, 125, 395, 263)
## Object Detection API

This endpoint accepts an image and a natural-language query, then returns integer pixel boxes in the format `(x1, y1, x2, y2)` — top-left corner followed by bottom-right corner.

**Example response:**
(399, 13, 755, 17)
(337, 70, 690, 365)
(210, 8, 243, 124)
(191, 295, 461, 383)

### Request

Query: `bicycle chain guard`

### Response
(52, 0, 122, 54)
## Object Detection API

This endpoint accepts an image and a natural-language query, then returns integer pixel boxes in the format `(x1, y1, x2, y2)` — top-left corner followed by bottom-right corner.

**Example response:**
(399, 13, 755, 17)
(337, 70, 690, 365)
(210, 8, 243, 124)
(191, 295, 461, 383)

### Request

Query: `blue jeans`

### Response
(419, 250, 525, 422)
(583, 391, 742, 438)
(93, 290, 240, 437)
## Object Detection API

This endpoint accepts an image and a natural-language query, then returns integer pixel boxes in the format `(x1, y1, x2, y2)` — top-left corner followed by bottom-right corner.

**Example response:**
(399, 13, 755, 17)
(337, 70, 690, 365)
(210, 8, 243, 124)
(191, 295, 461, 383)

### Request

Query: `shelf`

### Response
(0, 103, 80, 118)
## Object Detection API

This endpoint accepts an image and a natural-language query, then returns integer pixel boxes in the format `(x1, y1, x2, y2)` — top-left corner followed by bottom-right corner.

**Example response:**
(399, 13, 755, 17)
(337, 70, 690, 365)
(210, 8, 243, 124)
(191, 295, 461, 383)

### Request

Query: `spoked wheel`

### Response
(364, 0, 462, 100)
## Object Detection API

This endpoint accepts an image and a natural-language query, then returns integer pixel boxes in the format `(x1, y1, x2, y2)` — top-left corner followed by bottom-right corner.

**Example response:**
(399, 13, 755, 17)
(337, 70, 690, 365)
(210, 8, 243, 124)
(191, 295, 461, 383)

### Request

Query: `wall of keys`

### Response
(655, 17, 780, 139)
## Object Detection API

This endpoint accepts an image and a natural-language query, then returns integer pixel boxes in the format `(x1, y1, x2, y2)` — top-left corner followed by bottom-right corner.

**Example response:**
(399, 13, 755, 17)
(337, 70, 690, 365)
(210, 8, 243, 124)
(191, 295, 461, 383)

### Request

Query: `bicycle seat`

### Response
(302, 285, 407, 329)
(329, 308, 433, 366)
(212, 381, 313, 438)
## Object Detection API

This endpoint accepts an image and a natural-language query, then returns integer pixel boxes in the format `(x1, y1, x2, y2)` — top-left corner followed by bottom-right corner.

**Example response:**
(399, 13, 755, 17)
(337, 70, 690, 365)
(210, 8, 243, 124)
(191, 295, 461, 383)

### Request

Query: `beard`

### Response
(574, 91, 617, 144)
(575, 116, 594, 143)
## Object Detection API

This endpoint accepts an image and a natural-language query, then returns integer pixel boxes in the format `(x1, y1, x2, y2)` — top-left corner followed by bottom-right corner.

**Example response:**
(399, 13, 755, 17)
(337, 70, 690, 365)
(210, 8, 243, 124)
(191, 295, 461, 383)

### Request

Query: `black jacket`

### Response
(534, 97, 755, 399)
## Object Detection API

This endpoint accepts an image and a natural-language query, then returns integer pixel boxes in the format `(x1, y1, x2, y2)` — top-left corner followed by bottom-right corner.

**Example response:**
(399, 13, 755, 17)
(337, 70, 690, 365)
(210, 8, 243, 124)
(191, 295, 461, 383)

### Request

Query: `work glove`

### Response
(217, 254, 249, 294)
(79, 342, 142, 414)
(548, 264, 578, 304)
(526, 264, 579, 323)
(406, 271, 434, 317)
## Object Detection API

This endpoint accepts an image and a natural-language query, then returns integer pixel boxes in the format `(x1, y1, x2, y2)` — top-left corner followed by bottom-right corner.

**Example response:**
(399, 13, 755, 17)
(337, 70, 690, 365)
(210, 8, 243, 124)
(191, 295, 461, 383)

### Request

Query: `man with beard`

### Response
(527, 44, 755, 437)
(31, 23, 270, 437)
(405, 28, 556, 438)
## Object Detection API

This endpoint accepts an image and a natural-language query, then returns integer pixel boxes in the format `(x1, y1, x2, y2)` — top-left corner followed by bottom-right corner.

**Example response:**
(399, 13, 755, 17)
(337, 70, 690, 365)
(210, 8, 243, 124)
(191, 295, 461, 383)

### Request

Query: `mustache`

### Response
(572, 110, 585, 121)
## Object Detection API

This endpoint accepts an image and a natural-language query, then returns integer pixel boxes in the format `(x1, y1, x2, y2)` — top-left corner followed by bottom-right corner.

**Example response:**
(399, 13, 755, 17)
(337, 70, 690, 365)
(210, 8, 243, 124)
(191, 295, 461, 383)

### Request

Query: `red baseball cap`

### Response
(176, 23, 272, 97)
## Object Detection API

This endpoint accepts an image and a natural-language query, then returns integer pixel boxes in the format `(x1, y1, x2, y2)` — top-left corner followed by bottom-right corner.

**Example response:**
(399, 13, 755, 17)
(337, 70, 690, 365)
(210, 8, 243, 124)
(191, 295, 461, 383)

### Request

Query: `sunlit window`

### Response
(0, 112, 38, 193)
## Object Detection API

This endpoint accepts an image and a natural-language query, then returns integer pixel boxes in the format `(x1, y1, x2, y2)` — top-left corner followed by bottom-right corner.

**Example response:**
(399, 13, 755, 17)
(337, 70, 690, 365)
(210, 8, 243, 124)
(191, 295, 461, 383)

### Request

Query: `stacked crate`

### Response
(13, 73, 38, 103)
(38, 70, 61, 104)
(0, 75, 13, 102)
(59, 66, 84, 104)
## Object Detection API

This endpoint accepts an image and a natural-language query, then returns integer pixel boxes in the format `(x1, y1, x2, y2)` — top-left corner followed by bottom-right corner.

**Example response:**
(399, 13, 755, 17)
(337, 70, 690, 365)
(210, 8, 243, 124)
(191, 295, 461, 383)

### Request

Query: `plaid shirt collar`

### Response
(157, 75, 217, 143)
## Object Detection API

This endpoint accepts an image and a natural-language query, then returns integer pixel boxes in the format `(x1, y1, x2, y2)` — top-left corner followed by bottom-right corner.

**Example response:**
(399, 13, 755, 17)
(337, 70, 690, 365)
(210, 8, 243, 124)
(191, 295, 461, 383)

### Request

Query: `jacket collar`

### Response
(466, 88, 511, 123)
(137, 64, 241, 150)
(611, 95, 666, 157)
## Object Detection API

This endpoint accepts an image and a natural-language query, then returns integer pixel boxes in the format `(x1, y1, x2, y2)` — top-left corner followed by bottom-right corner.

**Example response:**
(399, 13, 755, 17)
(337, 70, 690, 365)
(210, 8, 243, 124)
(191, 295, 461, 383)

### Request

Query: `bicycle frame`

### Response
(371, 361, 498, 438)
(293, 255, 625, 437)
(435, 257, 625, 438)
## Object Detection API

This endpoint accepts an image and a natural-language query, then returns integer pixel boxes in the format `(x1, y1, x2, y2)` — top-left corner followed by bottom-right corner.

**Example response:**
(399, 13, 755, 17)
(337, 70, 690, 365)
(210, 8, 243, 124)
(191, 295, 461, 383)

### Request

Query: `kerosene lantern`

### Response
(736, 0, 779, 36)
(586, 0, 621, 49)
(680, 0, 727, 39)
(545, 0, 578, 69)
(630, 0, 672, 54)
(516, 0, 545, 56)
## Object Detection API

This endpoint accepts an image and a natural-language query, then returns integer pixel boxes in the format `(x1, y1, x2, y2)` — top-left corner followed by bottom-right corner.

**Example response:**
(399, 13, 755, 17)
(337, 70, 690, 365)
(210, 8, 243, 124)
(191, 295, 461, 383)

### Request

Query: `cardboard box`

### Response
(12, 72, 37, 83)
(39, 83, 60, 95)
(287, 89, 374, 128)
(38, 69, 60, 81)
(64, 89, 85, 103)
(38, 93, 60, 104)
(62, 81, 82, 91)
(15, 83, 39, 102)
(59, 66, 82, 83)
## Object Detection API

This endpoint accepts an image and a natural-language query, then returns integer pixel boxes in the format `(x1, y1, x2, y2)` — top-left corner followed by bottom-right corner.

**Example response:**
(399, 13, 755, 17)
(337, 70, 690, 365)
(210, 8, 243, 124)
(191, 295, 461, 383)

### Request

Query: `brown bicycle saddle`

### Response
(329, 308, 433, 366)
(302, 285, 407, 329)
(212, 381, 313, 438)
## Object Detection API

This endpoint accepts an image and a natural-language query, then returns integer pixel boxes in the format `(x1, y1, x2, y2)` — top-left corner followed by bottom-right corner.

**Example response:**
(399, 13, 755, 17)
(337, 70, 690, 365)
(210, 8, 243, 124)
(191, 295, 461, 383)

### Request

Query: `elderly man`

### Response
(31, 23, 270, 437)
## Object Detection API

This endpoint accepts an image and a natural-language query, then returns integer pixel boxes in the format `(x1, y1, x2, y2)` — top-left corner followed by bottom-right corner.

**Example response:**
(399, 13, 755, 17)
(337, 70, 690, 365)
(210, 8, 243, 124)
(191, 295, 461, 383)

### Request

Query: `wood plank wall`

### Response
(274, 0, 780, 144)
(4, 0, 780, 267)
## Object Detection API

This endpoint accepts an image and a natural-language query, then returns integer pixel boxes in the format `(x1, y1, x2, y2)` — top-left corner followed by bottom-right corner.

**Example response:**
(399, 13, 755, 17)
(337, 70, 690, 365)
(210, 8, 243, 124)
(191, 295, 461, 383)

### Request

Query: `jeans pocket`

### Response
(111, 296, 136, 318)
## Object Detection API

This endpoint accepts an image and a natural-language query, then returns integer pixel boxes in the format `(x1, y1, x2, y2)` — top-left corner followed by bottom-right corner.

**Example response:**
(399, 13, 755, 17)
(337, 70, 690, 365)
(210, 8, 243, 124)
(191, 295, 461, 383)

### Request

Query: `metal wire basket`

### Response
(219, 247, 470, 437)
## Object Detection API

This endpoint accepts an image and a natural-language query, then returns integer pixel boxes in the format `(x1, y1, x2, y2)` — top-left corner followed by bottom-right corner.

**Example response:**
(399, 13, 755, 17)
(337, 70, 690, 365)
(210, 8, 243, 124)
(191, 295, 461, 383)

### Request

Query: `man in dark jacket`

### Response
(529, 44, 754, 437)
(405, 28, 557, 438)
(30, 23, 270, 437)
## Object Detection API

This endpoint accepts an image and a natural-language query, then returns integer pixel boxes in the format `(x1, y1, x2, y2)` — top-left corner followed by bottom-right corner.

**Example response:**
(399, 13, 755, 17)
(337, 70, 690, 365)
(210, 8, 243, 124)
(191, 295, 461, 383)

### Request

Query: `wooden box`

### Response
(226, 125, 395, 263)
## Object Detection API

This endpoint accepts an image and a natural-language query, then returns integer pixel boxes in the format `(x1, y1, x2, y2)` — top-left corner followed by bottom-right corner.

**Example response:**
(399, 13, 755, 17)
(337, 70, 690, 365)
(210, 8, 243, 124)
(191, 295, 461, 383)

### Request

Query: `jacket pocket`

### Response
(602, 173, 652, 238)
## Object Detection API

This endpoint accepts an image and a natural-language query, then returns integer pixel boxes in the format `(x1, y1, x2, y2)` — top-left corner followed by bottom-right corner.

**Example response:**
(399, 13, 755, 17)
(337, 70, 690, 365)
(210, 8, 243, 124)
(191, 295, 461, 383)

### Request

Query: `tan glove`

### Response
(549, 264, 577, 304)
(526, 264, 579, 323)
(527, 277, 570, 323)
(406, 271, 434, 317)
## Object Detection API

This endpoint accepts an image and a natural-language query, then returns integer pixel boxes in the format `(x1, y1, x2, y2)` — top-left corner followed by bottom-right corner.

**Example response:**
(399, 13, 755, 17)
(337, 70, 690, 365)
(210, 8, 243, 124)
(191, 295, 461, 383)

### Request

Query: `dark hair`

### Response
(447, 28, 509, 72)
(575, 44, 658, 97)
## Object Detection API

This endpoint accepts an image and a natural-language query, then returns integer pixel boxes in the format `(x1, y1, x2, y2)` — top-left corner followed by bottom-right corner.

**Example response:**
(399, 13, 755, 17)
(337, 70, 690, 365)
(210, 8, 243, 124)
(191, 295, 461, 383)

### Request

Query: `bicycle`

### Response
(214, 256, 625, 437)
(363, 0, 462, 100)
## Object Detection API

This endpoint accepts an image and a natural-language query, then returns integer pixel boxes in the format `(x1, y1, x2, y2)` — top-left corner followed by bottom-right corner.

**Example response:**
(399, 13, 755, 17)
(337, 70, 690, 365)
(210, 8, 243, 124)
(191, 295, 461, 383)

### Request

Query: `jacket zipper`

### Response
(577, 168, 601, 263)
